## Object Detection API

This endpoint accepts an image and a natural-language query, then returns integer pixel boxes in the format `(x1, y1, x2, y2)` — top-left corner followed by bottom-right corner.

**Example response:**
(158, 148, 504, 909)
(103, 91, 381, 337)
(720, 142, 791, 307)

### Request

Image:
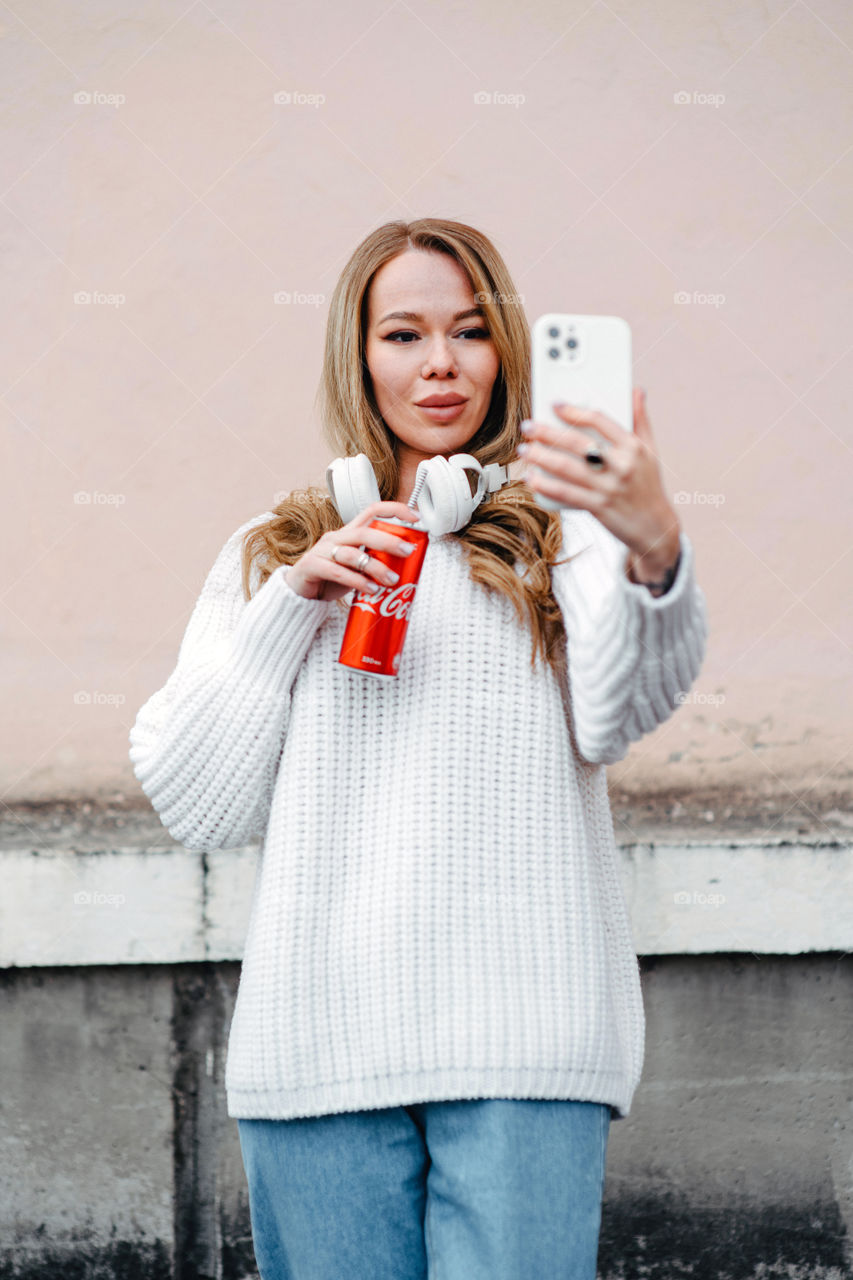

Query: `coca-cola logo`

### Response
(353, 581, 417, 620)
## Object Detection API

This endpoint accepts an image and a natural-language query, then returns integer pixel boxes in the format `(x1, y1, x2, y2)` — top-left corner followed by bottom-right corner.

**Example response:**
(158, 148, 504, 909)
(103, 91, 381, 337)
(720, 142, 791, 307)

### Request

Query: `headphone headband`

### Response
(326, 454, 511, 536)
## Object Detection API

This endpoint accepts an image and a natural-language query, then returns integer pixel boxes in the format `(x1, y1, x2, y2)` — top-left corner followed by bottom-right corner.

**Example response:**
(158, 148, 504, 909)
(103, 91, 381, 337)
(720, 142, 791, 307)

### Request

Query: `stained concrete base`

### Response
(1, 954, 850, 1280)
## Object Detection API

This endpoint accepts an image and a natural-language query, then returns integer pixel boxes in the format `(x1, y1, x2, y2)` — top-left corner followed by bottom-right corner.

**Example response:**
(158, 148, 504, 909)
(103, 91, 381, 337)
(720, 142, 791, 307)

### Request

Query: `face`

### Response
(363, 250, 501, 496)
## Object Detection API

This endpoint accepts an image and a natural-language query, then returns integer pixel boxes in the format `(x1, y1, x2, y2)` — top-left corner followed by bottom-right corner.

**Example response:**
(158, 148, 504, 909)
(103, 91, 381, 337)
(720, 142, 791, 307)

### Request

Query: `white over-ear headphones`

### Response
(325, 453, 511, 536)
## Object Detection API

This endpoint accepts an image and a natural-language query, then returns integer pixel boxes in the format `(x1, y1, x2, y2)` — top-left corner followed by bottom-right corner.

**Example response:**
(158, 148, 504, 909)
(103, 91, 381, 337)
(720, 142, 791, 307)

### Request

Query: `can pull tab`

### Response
(382, 513, 429, 533)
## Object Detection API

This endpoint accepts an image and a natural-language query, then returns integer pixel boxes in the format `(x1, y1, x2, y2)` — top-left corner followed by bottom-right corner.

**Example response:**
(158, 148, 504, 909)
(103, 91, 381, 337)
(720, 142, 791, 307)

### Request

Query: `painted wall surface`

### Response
(2, 4, 851, 819)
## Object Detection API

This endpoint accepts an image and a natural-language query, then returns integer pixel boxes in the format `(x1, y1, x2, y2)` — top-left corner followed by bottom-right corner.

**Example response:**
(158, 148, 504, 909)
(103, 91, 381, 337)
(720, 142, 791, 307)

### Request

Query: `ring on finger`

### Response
(331, 544, 370, 573)
(584, 444, 609, 470)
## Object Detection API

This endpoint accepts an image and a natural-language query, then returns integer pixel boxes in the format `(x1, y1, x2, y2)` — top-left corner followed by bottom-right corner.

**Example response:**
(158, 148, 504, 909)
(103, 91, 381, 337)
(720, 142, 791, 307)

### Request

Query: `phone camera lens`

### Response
(548, 327, 559, 338)
(566, 337, 578, 349)
(548, 347, 560, 359)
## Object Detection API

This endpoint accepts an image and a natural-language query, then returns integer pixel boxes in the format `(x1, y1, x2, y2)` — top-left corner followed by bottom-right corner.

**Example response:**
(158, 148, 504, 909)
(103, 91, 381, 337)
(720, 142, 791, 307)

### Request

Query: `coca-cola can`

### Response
(337, 518, 430, 679)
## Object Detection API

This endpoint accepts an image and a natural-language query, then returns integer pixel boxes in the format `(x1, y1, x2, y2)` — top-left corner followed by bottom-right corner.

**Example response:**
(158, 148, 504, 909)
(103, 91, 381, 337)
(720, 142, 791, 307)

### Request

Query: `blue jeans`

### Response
(238, 1097, 611, 1279)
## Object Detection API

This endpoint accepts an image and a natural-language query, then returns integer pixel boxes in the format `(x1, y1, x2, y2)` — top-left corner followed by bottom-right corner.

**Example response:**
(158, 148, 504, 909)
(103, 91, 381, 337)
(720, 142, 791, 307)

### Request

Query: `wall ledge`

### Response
(2, 812, 851, 965)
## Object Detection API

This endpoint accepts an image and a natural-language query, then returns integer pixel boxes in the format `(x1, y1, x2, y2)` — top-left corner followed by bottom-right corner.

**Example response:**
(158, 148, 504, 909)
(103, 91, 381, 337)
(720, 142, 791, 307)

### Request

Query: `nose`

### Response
(420, 335, 458, 379)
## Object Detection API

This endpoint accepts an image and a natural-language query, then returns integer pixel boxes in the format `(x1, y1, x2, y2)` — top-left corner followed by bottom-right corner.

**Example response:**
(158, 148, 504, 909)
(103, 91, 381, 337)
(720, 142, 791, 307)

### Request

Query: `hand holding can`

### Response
(285, 502, 421, 602)
(337, 518, 430, 679)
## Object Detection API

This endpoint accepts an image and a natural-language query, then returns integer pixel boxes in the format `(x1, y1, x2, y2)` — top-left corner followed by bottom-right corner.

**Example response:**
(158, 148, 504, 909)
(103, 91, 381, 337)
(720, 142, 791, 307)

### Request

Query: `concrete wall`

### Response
(2, 804, 851, 1278)
(2, 956, 851, 1279)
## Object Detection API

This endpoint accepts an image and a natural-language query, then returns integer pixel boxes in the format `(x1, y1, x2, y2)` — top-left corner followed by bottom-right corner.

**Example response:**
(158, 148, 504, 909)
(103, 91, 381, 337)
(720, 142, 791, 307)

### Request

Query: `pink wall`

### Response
(3, 2, 851, 810)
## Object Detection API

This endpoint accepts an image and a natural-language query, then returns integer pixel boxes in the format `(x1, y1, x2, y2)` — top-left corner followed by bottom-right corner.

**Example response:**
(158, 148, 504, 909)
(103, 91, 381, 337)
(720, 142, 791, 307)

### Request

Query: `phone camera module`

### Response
(566, 338, 578, 349)
(548, 326, 559, 338)
(548, 347, 560, 359)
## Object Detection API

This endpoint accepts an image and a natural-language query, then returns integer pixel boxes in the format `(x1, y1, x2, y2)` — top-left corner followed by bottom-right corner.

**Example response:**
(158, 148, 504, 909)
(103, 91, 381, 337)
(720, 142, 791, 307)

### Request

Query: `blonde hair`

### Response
(241, 217, 573, 673)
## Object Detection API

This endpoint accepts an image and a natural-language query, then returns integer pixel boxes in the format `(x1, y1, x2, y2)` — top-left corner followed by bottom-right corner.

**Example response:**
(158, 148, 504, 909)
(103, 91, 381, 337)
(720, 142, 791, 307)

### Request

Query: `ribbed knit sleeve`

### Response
(551, 511, 709, 765)
(128, 511, 337, 852)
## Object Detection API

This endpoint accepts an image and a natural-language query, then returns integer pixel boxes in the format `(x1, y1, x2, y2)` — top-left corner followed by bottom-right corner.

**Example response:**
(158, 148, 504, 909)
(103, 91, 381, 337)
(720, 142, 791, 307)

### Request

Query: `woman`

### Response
(129, 217, 708, 1279)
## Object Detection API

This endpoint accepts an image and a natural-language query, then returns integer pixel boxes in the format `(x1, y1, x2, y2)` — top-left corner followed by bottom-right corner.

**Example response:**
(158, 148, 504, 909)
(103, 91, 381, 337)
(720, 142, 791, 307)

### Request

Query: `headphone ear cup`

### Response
(415, 455, 486, 536)
(413, 457, 450, 536)
(325, 454, 381, 524)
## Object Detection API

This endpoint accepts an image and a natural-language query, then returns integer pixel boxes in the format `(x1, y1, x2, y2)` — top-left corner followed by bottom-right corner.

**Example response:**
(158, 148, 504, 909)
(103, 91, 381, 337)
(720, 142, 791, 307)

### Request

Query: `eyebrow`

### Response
(376, 306, 486, 326)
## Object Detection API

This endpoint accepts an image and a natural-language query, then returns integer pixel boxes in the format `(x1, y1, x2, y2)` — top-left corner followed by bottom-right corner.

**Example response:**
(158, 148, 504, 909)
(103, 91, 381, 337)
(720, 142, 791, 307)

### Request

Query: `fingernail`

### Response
(520, 420, 534, 435)
(516, 442, 530, 456)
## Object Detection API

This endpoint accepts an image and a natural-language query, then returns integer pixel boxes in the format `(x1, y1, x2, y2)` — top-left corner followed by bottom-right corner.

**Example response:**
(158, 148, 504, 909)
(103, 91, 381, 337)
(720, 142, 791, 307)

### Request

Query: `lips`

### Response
(415, 395, 468, 407)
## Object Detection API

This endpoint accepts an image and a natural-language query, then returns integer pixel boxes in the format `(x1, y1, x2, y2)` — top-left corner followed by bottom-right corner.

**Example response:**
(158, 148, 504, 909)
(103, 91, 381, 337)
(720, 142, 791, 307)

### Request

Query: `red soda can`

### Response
(337, 518, 430, 679)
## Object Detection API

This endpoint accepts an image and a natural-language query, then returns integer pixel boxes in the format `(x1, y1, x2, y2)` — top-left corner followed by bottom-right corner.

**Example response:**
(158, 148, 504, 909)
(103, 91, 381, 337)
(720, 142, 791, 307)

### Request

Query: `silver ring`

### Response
(356, 550, 370, 572)
(329, 544, 342, 563)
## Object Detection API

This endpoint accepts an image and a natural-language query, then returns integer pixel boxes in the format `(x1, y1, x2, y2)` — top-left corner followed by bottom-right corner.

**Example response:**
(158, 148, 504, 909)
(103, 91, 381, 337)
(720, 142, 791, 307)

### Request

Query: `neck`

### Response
(394, 442, 437, 506)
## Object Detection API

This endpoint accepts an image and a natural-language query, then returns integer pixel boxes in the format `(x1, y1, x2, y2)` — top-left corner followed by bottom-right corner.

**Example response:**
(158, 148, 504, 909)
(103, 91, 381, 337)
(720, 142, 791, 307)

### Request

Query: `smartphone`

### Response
(529, 313, 633, 510)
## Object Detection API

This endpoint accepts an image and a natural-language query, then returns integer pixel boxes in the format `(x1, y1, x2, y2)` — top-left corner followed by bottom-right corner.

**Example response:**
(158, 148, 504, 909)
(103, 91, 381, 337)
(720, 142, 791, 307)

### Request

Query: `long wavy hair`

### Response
(240, 217, 575, 673)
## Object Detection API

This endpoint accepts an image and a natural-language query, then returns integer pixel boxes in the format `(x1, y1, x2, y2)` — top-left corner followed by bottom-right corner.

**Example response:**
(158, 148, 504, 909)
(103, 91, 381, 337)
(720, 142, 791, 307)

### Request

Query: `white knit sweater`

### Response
(129, 504, 708, 1121)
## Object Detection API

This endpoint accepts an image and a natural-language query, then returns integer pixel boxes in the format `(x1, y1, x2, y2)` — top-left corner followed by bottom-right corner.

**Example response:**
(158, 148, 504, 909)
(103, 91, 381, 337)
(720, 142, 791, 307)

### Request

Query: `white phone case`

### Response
(529, 313, 633, 510)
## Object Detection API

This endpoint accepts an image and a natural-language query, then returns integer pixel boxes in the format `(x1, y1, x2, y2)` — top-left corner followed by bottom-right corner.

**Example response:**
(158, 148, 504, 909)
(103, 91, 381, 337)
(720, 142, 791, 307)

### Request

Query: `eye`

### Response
(383, 327, 490, 343)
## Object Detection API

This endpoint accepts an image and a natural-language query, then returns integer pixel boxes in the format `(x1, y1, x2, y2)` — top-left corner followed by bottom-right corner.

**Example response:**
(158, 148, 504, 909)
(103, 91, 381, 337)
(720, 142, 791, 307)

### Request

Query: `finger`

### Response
(632, 387, 655, 450)
(316, 547, 389, 596)
(519, 440, 607, 490)
(525, 464, 607, 512)
(330, 543, 401, 586)
(552, 401, 628, 447)
(333, 524, 420, 559)
(333, 565, 385, 597)
(522, 415, 612, 460)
